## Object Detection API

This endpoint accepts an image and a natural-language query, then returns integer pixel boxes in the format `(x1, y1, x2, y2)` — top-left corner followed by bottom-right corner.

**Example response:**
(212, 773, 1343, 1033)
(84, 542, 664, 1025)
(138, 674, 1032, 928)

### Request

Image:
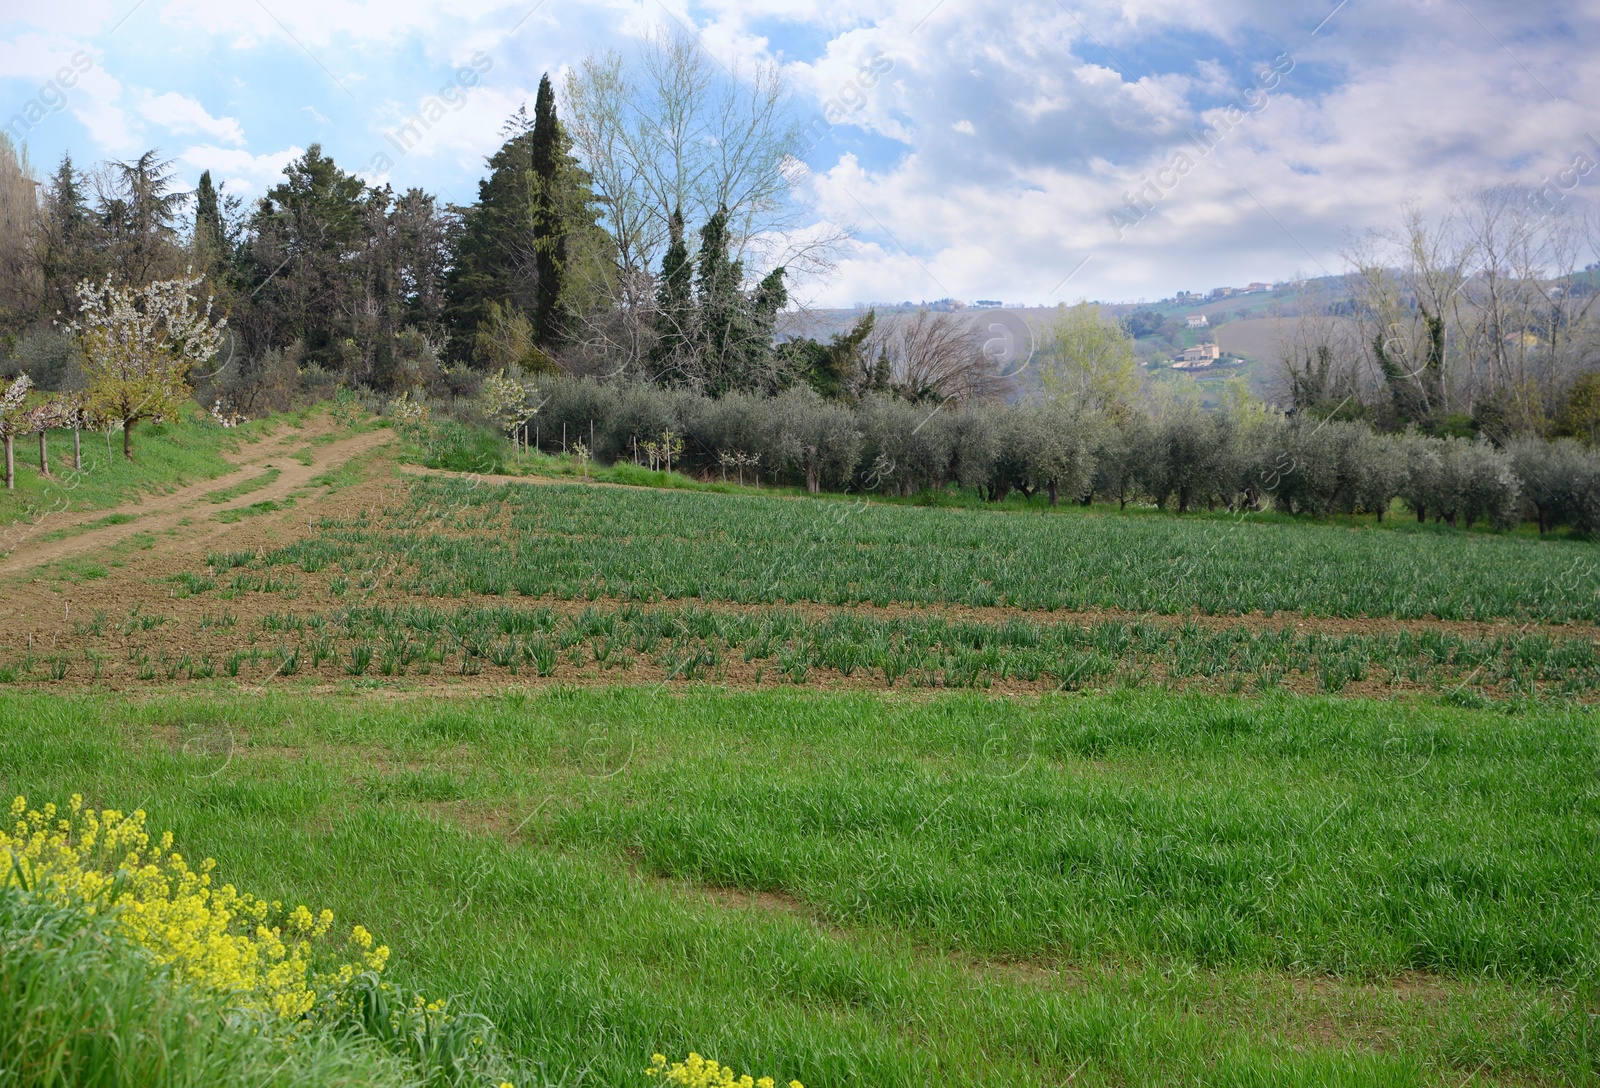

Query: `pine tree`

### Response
(441, 108, 539, 362)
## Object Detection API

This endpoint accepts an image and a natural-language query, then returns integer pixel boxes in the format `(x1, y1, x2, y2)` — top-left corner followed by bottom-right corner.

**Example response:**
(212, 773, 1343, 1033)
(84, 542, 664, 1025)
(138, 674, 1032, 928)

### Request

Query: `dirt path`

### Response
(0, 426, 394, 578)
(399, 462, 740, 495)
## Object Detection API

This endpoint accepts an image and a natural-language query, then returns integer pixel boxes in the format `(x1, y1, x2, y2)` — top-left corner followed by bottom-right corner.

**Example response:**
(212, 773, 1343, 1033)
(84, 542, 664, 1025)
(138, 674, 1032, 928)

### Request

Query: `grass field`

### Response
(5, 688, 1597, 1086)
(3, 436, 1598, 1086)
(0, 412, 287, 526)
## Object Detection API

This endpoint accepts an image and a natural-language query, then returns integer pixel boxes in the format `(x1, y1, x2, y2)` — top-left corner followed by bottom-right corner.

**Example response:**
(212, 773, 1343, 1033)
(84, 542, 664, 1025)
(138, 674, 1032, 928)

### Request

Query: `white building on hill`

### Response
(1185, 314, 1209, 329)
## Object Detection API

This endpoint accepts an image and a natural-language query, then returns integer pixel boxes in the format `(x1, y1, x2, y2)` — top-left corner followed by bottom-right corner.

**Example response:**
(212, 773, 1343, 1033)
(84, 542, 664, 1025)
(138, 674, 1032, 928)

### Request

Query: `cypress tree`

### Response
(530, 74, 567, 349)
(695, 206, 744, 395)
(193, 170, 229, 273)
(650, 207, 693, 380)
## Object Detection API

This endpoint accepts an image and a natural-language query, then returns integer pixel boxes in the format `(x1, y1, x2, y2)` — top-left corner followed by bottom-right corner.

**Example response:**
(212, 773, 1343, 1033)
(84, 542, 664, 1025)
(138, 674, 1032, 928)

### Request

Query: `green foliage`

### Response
(649, 207, 694, 382)
(647, 205, 789, 397)
(1039, 302, 1140, 417)
(443, 85, 606, 366)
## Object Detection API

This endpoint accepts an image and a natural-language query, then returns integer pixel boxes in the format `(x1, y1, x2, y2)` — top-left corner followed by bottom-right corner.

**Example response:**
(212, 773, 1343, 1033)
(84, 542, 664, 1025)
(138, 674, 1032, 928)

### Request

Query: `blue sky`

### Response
(3, 0, 1596, 308)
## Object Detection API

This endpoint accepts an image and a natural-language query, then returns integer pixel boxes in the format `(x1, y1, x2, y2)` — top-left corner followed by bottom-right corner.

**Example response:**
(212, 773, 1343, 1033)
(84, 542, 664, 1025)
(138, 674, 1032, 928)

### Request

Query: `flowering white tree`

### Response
(478, 369, 540, 453)
(24, 399, 70, 477)
(1, 374, 30, 490)
(69, 274, 226, 460)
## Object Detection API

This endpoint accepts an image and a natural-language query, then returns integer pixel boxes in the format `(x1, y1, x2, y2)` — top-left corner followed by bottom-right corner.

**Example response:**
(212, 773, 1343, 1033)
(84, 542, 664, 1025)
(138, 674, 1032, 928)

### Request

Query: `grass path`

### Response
(0, 426, 392, 578)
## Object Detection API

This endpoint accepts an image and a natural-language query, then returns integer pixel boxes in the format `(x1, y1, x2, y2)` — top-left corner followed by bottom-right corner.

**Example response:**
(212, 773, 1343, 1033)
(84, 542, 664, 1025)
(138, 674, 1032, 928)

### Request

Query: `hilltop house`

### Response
(1172, 343, 1221, 369)
(1185, 314, 1210, 329)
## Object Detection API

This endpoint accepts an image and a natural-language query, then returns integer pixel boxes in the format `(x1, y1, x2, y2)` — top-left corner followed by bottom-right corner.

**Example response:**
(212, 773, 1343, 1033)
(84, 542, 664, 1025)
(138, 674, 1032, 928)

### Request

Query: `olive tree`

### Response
(767, 386, 860, 493)
(1508, 437, 1597, 533)
(1018, 402, 1095, 506)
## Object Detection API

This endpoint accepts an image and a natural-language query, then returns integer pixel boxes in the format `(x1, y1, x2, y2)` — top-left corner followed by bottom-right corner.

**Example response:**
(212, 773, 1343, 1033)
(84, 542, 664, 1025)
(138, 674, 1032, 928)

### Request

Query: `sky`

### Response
(2, 0, 1597, 309)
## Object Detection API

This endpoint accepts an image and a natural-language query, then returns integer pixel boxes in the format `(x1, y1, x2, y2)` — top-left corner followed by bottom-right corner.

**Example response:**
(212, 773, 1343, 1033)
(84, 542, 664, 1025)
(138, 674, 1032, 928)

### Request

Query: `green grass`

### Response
(257, 476, 1599, 623)
(203, 467, 282, 504)
(216, 499, 288, 524)
(0, 412, 286, 527)
(2, 688, 1593, 1086)
(0, 890, 418, 1088)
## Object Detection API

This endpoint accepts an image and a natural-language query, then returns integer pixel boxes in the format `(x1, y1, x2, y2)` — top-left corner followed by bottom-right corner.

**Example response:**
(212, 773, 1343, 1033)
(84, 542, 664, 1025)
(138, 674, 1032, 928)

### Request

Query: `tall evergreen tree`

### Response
(100, 150, 186, 285)
(38, 153, 98, 315)
(192, 170, 228, 272)
(688, 205, 788, 397)
(694, 207, 742, 394)
(442, 86, 604, 365)
(441, 108, 539, 362)
(243, 144, 371, 367)
(530, 74, 567, 349)
(649, 207, 692, 381)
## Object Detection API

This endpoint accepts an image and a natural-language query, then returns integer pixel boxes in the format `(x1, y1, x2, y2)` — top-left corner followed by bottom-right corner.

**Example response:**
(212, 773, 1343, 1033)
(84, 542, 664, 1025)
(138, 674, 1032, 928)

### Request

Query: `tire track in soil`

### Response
(0, 427, 394, 579)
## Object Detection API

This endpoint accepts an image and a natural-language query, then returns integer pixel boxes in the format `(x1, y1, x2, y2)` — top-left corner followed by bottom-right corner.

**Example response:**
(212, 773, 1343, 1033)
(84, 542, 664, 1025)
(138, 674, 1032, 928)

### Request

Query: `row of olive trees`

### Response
(522, 376, 1600, 531)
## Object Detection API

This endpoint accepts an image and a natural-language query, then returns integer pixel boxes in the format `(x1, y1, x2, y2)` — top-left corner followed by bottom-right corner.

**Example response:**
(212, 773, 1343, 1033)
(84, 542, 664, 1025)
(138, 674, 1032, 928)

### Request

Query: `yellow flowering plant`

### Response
(2, 794, 387, 1022)
(646, 1052, 803, 1088)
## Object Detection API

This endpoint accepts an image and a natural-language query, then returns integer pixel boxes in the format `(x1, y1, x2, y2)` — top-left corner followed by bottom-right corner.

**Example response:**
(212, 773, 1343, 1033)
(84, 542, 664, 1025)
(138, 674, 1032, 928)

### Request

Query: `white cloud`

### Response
(174, 144, 302, 196)
(4, 0, 1598, 304)
(139, 91, 245, 145)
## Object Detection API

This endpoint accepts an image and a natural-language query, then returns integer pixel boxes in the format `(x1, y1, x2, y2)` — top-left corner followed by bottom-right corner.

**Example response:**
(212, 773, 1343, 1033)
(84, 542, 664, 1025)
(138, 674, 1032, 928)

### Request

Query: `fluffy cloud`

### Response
(139, 91, 245, 145)
(174, 144, 304, 196)
(3, 0, 1595, 304)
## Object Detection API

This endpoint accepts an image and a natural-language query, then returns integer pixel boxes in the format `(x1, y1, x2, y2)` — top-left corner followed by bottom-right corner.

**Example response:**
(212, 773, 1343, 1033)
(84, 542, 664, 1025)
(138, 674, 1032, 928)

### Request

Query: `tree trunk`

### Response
(73, 426, 82, 471)
(1376, 506, 1385, 524)
(38, 431, 48, 477)
(1048, 481, 1059, 507)
(123, 420, 134, 461)
(805, 459, 818, 494)
(1416, 505, 1426, 524)
(4, 434, 12, 490)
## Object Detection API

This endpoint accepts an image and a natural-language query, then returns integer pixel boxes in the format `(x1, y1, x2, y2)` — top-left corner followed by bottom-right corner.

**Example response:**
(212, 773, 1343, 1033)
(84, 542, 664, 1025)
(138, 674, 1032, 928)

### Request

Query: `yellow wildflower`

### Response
(1, 794, 391, 1024)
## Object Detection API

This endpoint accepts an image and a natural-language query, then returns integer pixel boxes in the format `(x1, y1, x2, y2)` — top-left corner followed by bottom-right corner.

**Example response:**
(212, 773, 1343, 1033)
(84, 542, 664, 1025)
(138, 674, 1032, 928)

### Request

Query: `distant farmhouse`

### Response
(1185, 314, 1210, 329)
(1172, 343, 1221, 369)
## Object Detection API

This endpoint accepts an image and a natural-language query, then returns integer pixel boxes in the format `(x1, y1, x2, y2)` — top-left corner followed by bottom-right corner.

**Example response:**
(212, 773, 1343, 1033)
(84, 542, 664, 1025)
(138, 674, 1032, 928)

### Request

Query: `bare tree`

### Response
(879, 309, 1015, 404)
(563, 26, 842, 376)
(0, 137, 41, 326)
(1344, 206, 1473, 426)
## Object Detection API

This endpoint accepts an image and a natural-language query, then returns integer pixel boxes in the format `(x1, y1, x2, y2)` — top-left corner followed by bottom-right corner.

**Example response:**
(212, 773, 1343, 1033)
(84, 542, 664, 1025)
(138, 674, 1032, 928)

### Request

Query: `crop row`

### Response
(207, 477, 1600, 622)
(19, 602, 1590, 699)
